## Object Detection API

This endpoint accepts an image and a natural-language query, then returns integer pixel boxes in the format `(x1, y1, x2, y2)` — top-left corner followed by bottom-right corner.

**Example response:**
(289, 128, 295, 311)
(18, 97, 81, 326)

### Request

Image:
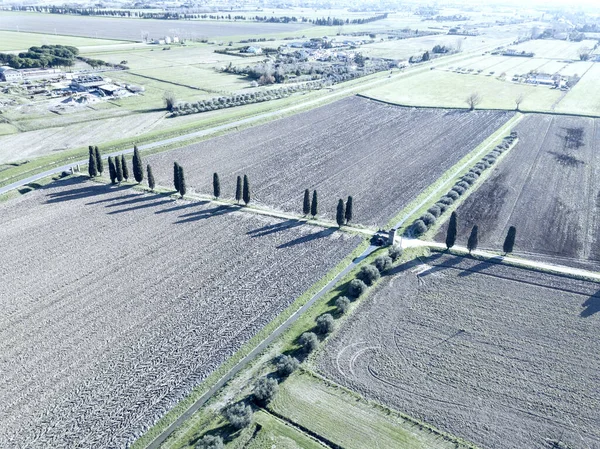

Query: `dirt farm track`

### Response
(0, 178, 361, 448)
(318, 254, 600, 449)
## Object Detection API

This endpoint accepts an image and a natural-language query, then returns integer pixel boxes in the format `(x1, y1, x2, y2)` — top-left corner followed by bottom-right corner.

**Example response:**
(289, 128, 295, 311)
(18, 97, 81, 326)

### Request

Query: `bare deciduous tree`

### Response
(466, 92, 482, 110)
(514, 93, 526, 111)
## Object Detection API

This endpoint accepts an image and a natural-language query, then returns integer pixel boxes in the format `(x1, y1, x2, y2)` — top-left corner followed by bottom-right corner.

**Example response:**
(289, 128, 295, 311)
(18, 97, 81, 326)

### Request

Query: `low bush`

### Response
(253, 377, 278, 405)
(335, 296, 350, 314)
(468, 167, 482, 175)
(452, 185, 465, 195)
(446, 190, 459, 200)
(195, 435, 224, 449)
(412, 219, 428, 236)
(438, 196, 454, 206)
(357, 264, 380, 286)
(427, 204, 441, 217)
(420, 212, 436, 226)
(475, 162, 487, 170)
(436, 202, 448, 213)
(299, 331, 319, 353)
(457, 181, 471, 190)
(388, 245, 402, 261)
(348, 279, 368, 298)
(276, 354, 299, 377)
(316, 313, 335, 335)
(223, 403, 253, 429)
(373, 255, 393, 273)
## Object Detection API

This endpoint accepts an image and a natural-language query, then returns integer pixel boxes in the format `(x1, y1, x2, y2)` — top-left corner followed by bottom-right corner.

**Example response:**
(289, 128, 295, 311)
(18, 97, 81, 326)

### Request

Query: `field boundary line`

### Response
(391, 113, 524, 231)
(141, 244, 377, 449)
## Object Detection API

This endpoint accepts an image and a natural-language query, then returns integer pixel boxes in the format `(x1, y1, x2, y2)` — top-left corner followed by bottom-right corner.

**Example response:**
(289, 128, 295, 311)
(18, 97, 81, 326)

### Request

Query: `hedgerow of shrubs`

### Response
(356, 264, 380, 286)
(348, 278, 368, 298)
(196, 435, 224, 449)
(223, 403, 253, 429)
(373, 255, 393, 273)
(409, 130, 518, 236)
(253, 377, 278, 405)
(316, 313, 335, 335)
(276, 355, 299, 377)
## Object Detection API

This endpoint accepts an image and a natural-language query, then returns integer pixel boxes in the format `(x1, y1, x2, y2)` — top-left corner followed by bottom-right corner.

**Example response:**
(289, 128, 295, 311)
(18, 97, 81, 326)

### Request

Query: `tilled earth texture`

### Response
(318, 254, 600, 449)
(146, 96, 514, 227)
(0, 178, 361, 448)
(436, 114, 600, 269)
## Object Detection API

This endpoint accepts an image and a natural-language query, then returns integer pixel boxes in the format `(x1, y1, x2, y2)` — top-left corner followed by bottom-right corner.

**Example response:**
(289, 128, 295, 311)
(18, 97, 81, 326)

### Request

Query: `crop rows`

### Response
(0, 178, 361, 448)
(318, 254, 600, 449)
(435, 114, 600, 268)
(146, 96, 514, 227)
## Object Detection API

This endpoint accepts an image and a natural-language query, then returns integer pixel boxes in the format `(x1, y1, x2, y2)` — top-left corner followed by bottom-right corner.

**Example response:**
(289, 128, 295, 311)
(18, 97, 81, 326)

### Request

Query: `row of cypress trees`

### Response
(445, 211, 516, 255)
(92, 145, 146, 185)
(303, 189, 353, 225)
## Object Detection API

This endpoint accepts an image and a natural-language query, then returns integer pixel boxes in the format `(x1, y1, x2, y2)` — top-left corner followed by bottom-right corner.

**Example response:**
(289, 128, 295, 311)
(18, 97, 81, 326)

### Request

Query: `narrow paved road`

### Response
(145, 244, 378, 449)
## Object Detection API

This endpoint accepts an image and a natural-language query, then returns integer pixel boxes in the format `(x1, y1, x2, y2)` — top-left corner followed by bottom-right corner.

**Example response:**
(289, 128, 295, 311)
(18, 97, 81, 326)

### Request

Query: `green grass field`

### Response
(0, 30, 129, 51)
(555, 62, 600, 115)
(248, 411, 324, 449)
(362, 69, 562, 111)
(269, 371, 476, 449)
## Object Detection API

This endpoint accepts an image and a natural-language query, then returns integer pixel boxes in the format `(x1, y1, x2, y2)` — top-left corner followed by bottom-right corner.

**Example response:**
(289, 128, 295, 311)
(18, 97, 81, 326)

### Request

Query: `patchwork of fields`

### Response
(146, 96, 514, 226)
(436, 114, 600, 268)
(318, 254, 600, 449)
(0, 12, 311, 40)
(0, 178, 361, 448)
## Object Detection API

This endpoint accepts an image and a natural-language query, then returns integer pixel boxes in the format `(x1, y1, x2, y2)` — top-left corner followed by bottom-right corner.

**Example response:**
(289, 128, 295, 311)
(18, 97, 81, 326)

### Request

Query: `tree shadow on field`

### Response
(581, 292, 600, 318)
(276, 227, 335, 249)
(247, 219, 304, 238)
(457, 256, 502, 277)
(174, 205, 239, 224)
(155, 200, 209, 214)
(46, 183, 132, 204)
(107, 196, 174, 214)
(105, 192, 165, 208)
(416, 253, 466, 278)
(86, 192, 140, 205)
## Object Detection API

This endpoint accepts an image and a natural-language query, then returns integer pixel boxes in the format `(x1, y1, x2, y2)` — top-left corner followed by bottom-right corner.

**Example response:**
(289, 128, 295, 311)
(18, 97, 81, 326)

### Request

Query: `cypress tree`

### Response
(147, 164, 155, 190)
(467, 225, 479, 254)
(213, 173, 221, 199)
(310, 190, 318, 218)
(121, 155, 129, 181)
(345, 195, 353, 223)
(108, 156, 117, 184)
(88, 146, 98, 178)
(235, 176, 242, 203)
(336, 199, 345, 227)
(132, 146, 144, 183)
(173, 162, 180, 191)
(303, 189, 310, 216)
(503, 226, 516, 254)
(115, 155, 123, 183)
(178, 165, 186, 197)
(446, 211, 458, 249)
(242, 174, 250, 205)
(94, 146, 103, 174)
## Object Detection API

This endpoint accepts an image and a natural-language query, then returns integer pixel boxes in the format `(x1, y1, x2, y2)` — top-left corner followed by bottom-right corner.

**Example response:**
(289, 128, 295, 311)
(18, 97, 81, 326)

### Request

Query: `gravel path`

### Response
(0, 178, 361, 448)
(318, 254, 600, 449)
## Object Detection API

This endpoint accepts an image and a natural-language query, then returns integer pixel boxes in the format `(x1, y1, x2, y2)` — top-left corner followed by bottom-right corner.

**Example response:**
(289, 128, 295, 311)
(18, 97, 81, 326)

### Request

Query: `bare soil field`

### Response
(0, 12, 311, 41)
(318, 254, 600, 449)
(435, 114, 600, 269)
(146, 96, 514, 227)
(0, 178, 361, 448)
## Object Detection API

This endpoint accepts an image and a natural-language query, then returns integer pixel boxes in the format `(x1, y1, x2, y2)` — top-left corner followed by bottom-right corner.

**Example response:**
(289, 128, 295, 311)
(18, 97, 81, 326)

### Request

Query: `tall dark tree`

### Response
(310, 190, 318, 218)
(503, 226, 516, 254)
(94, 146, 103, 174)
(173, 162, 181, 191)
(446, 211, 458, 249)
(121, 155, 129, 181)
(115, 155, 123, 183)
(467, 225, 479, 254)
(178, 165, 186, 197)
(108, 156, 117, 184)
(132, 146, 144, 183)
(242, 174, 250, 205)
(88, 146, 98, 178)
(303, 189, 310, 216)
(147, 164, 155, 190)
(213, 173, 221, 199)
(336, 199, 345, 227)
(345, 195, 353, 223)
(235, 176, 242, 203)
